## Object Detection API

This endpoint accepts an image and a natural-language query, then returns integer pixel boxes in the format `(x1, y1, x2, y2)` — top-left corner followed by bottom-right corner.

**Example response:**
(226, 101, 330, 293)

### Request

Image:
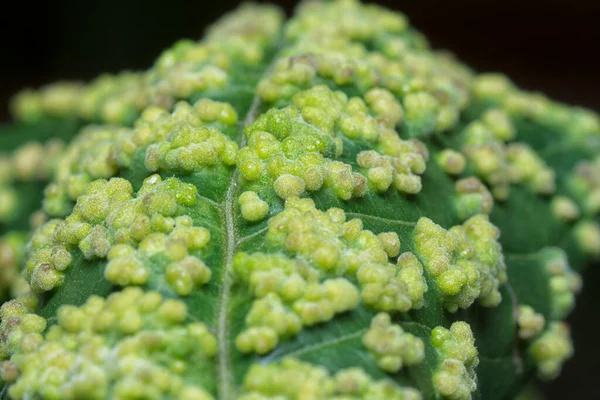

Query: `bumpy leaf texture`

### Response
(0, 1, 599, 399)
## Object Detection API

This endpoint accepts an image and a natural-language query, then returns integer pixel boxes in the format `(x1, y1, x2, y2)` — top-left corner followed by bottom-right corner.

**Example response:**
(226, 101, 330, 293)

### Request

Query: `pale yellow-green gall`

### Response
(455, 177, 494, 220)
(574, 220, 600, 257)
(403, 92, 439, 137)
(9, 3, 285, 124)
(0, 139, 65, 222)
(530, 322, 574, 380)
(12, 140, 64, 181)
(541, 247, 582, 319)
(0, 233, 30, 303)
(274, 174, 306, 199)
(517, 305, 545, 340)
(437, 149, 467, 176)
(481, 108, 516, 142)
(473, 72, 600, 141)
(363, 312, 425, 373)
(460, 110, 554, 197)
(506, 143, 556, 195)
(378, 231, 401, 257)
(292, 278, 360, 325)
(570, 155, 600, 216)
(365, 87, 404, 127)
(472, 74, 514, 102)
(431, 321, 479, 400)
(551, 196, 581, 222)
(238, 90, 380, 201)
(461, 120, 510, 200)
(0, 185, 17, 222)
(235, 326, 280, 355)
(396, 252, 428, 309)
(239, 191, 269, 222)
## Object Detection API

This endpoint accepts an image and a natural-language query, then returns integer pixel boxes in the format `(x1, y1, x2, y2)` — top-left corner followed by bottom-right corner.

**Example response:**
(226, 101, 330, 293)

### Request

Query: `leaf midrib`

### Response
(215, 50, 285, 399)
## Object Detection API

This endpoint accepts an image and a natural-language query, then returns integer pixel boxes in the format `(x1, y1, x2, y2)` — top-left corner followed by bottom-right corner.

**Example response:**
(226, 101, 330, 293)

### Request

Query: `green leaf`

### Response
(1, 1, 597, 400)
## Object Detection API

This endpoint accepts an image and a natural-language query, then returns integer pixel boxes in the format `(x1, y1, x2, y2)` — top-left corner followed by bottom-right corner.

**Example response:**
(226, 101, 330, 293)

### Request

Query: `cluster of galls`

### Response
(235, 279, 359, 355)
(42, 125, 130, 217)
(26, 174, 212, 297)
(453, 177, 494, 221)
(0, 139, 64, 223)
(460, 109, 554, 200)
(0, 288, 217, 400)
(232, 250, 360, 354)
(431, 322, 479, 400)
(414, 215, 506, 311)
(232, 198, 427, 354)
(0, 233, 29, 304)
(570, 155, 600, 216)
(42, 98, 241, 220)
(239, 357, 422, 400)
(237, 104, 362, 201)
(138, 102, 238, 174)
(362, 312, 425, 372)
(473, 73, 600, 142)
(529, 322, 574, 380)
(267, 198, 427, 312)
(1, 0, 596, 399)
(540, 247, 582, 320)
(11, 4, 284, 126)
(259, 0, 472, 139)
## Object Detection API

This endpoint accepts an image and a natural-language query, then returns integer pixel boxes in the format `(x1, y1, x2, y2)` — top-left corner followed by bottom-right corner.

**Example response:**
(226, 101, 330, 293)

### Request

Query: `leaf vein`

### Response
(268, 328, 368, 361)
(345, 212, 417, 227)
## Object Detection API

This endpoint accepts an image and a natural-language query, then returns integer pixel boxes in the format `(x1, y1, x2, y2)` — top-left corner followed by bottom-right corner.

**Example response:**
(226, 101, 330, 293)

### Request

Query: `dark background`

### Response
(1, 0, 598, 397)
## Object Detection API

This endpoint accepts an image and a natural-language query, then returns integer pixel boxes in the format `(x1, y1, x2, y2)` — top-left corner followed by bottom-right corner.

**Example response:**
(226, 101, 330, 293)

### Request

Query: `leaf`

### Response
(1, 1, 597, 400)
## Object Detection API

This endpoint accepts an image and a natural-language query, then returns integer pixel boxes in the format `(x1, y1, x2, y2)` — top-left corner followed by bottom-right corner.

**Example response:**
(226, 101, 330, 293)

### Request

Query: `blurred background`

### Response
(1, 0, 598, 397)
